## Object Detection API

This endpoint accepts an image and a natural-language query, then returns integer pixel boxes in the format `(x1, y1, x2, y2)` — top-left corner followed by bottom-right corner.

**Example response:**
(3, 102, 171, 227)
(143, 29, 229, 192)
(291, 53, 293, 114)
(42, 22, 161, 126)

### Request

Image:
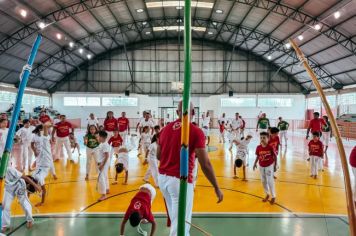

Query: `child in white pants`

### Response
(112, 147, 129, 185)
(96, 131, 110, 201)
(0, 118, 9, 157)
(139, 126, 151, 156)
(253, 132, 277, 204)
(1, 166, 41, 233)
(84, 125, 100, 181)
(143, 134, 159, 187)
(15, 119, 34, 172)
(308, 132, 324, 179)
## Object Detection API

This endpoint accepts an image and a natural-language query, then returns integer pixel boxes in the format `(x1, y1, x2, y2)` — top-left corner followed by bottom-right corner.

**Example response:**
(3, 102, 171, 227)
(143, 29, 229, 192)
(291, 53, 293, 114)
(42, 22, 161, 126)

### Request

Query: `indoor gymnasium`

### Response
(0, 0, 356, 235)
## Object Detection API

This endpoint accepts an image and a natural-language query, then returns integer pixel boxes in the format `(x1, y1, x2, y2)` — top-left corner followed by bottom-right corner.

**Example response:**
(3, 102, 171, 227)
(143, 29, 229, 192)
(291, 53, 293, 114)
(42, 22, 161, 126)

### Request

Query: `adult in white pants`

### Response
(157, 101, 223, 236)
(118, 112, 130, 144)
(52, 115, 74, 161)
(55, 137, 73, 161)
(144, 140, 159, 187)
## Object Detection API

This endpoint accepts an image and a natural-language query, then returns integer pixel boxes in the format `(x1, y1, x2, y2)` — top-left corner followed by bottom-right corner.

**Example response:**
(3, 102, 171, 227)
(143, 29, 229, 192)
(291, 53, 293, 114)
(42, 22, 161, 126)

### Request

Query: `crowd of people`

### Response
(1, 104, 355, 236)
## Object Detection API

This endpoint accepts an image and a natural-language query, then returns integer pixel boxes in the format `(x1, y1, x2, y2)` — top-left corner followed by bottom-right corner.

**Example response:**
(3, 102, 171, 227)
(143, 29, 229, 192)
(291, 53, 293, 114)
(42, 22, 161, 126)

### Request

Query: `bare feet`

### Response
(122, 182, 128, 185)
(273, 175, 277, 179)
(270, 198, 276, 205)
(98, 195, 107, 201)
(262, 195, 270, 202)
(26, 221, 33, 229)
(85, 175, 89, 181)
(112, 181, 118, 185)
(35, 202, 43, 207)
(233, 176, 238, 179)
(242, 178, 248, 182)
(314, 175, 317, 179)
(53, 175, 58, 180)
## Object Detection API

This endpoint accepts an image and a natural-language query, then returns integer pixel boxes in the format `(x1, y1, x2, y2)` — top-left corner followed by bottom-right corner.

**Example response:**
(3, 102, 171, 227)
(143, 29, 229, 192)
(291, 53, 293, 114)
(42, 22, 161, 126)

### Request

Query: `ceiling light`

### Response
(314, 24, 321, 30)
(142, 21, 147, 25)
(136, 8, 144, 13)
(285, 43, 291, 49)
(146, 1, 213, 9)
(145, 31, 151, 35)
(298, 35, 304, 41)
(334, 11, 341, 19)
(212, 22, 217, 26)
(38, 22, 46, 29)
(153, 26, 206, 32)
(20, 9, 27, 18)
(177, 19, 183, 23)
(208, 31, 213, 35)
(79, 48, 84, 54)
(87, 54, 92, 60)
(56, 33, 62, 40)
(215, 9, 223, 14)
(267, 55, 272, 60)
(69, 42, 74, 48)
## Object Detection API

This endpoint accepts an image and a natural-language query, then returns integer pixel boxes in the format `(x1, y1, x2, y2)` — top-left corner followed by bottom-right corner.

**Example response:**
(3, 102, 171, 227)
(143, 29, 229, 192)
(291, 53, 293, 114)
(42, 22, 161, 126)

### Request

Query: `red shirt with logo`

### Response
(117, 117, 129, 132)
(124, 192, 154, 223)
(308, 140, 324, 157)
(255, 144, 276, 167)
(158, 119, 206, 183)
(108, 135, 123, 147)
(39, 115, 51, 124)
(104, 118, 118, 132)
(55, 121, 72, 138)
(309, 118, 326, 133)
(268, 135, 280, 155)
(349, 146, 356, 168)
(219, 124, 225, 133)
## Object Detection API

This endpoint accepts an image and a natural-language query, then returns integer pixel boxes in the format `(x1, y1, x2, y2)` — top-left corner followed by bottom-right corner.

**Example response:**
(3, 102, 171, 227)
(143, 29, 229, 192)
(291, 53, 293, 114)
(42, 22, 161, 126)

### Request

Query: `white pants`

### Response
(279, 130, 288, 145)
(19, 142, 33, 172)
(86, 147, 98, 175)
(0, 143, 5, 157)
(310, 155, 320, 176)
(144, 158, 159, 186)
(106, 131, 114, 141)
(32, 166, 50, 186)
(139, 184, 156, 204)
(352, 167, 356, 200)
(193, 159, 199, 189)
(202, 127, 209, 137)
(318, 157, 324, 170)
(110, 146, 120, 165)
(158, 174, 194, 236)
(119, 131, 128, 144)
(97, 161, 110, 194)
(219, 131, 225, 142)
(322, 132, 331, 146)
(230, 129, 240, 142)
(2, 179, 33, 228)
(259, 165, 276, 198)
(55, 136, 72, 161)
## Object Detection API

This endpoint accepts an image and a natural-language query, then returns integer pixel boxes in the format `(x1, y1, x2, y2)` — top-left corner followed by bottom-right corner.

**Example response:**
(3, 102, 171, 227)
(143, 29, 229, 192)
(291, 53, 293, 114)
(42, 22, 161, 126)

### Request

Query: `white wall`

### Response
(52, 93, 305, 127)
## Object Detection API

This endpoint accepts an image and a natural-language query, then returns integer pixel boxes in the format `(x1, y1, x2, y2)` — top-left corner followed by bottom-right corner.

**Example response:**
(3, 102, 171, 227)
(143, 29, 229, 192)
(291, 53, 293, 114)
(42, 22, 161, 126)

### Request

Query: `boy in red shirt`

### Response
(108, 129, 123, 164)
(308, 132, 324, 179)
(120, 184, 157, 236)
(219, 121, 226, 143)
(349, 146, 356, 206)
(253, 132, 277, 204)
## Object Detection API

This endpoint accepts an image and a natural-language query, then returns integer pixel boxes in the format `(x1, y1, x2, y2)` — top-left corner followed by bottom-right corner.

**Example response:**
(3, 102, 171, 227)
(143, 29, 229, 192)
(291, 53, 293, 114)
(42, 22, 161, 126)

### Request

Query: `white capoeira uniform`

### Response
(201, 116, 211, 137)
(259, 164, 276, 198)
(2, 167, 33, 228)
(117, 151, 129, 171)
(139, 183, 156, 204)
(144, 142, 159, 186)
(0, 128, 9, 156)
(139, 119, 154, 132)
(230, 119, 242, 142)
(16, 126, 34, 171)
(236, 139, 251, 166)
(193, 158, 199, 189)
(96, 142, 111, 194)
(87, 118, 99, 128)
(140, 133, 152, 154)
(32, 135, 56, 186)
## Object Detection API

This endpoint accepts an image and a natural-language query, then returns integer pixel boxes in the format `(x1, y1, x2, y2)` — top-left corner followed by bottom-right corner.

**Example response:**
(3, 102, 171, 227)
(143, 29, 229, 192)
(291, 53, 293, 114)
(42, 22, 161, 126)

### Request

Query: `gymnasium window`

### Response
(23, 94, 50, 107)
(0, 91, 16, 103)
(220, 98, 256, 107)
(325, 95, 336, 108)
(307, 97, 321, 109)
(102, 97, 138, 107)
(339, 93, 356, 105)
(63, 97, 101, 106)
(258, 98, 293, 107)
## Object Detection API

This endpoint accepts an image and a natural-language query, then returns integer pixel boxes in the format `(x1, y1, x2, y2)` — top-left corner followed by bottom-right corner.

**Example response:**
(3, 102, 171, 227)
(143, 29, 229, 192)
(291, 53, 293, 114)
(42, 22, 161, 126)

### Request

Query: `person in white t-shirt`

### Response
(1, 166, 41, 233)
(15, 119, 34, 172)
(0, 118, 9, 157)
(96, 131, 111, 201)
(87, 113, 99, 130)
(136, 111, 147, 134)
(31, 122, 57, 207)
(201, 112, 211, 146)
(229, 113, 242, 150)
(139, 113, 154, 135)
(143, 134, 159, 187)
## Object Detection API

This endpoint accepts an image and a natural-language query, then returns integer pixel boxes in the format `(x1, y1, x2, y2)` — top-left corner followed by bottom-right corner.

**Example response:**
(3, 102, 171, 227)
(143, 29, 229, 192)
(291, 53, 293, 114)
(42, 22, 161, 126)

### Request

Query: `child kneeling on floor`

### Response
(2, 166, 41, 232)
(120, 184, 157, 236)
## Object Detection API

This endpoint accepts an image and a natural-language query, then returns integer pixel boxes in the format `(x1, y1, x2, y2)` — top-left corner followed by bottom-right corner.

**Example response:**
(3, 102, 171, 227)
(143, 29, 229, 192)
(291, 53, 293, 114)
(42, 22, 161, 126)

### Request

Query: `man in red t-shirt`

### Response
(52, 115, 74, 162)
(349, 146, 356, 205)
(108, 130, 123, 163)
(104, 111, 117, 139)
(157, 101, 223, 236)
(117, 112, 130, 143)
(306, 112, 327, 139)
(308, 132, 324, 179)
(120, 184, 156, 236)
(253, 132, 277, 204)
(39, 111, 52, 124)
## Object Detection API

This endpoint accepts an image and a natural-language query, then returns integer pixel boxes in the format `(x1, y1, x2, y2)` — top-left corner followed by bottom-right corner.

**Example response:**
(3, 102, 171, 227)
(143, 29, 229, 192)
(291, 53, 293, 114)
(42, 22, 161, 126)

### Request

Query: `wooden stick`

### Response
(289, 39, 356, 236)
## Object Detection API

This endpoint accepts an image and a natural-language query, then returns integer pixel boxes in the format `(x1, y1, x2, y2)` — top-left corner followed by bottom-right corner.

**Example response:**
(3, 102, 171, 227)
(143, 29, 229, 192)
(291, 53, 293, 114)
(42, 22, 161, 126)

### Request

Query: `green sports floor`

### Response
(5, 213, 349, 236)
